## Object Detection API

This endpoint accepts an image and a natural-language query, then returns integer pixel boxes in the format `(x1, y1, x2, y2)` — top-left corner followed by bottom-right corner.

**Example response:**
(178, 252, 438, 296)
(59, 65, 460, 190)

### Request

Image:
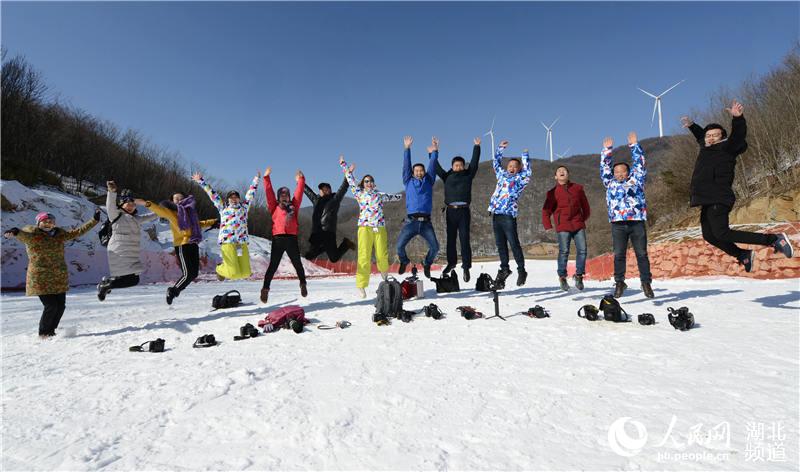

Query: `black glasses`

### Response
(363, 179, 374, 184)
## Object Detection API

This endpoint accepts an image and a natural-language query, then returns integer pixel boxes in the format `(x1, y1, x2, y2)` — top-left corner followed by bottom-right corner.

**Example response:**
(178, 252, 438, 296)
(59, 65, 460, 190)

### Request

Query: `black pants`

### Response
(446, 207, 472, 269)
(263, 235, 307, 289)
(700, 204, 776, 258)
(108, 273, 140, 289)
(492, 214, 525, 272)
(38, 293, 66, 336)
(611, 221, 652, 284)
(305, 231, 348, 263)
(173, 243, 200, 293)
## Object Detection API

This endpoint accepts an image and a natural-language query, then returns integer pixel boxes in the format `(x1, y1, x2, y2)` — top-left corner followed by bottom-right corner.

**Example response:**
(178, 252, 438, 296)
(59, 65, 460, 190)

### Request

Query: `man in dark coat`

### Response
(303, 178, 355, 262)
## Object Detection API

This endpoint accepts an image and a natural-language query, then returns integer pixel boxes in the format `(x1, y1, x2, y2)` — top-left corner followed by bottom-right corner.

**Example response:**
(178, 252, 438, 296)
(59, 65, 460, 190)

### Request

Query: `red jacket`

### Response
(541, 182, 591, 232)
(265, 175, 305, 236)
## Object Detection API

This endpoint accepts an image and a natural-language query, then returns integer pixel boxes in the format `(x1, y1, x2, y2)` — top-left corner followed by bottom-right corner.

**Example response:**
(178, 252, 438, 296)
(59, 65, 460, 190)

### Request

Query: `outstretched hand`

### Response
(3, 228, 19, 238)
(191, 172, 202, 182)
(403, 136, 413, 149)
(427, 136, 439, 154)
(603, 137, 614, 148)
(726, 100, 744, 117)
(133, 198, 147, 206)
(348, 163, 356, 173)
(264, 167, 271, 177)
(106, 181, 117, 192)
(93, 208, 102, 221)
(296, 170, 304, 182)
(473, 136, 481, 146)
(627, 132, 638, 146)
(339, 155, 345, 165)
(680, 116, 693, 128)
(499, 140, 509, 148)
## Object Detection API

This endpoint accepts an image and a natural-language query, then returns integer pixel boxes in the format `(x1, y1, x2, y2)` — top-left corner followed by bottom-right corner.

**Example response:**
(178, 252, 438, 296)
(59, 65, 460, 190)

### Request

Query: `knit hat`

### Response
(703, 123, 727, 140)
(277, 187, 291, 200)
(35, 212, 55, 223)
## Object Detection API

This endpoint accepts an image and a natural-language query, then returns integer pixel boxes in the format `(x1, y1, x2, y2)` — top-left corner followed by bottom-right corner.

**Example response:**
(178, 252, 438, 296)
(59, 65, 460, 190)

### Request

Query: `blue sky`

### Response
(3, 1, 798, 196)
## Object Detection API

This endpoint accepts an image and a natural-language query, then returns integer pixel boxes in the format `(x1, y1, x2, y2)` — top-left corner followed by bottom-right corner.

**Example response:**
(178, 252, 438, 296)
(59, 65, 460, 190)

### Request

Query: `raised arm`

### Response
(200, 218, 218, 229)
(628, 132, 647, 187)
(293, 171, 305, 208)
(243, 172, 260, 208)
(402, 136, 413, 185)
(493, 140, 508, 177)
(263, 169, 278, 213)
(193, 173, 224, 212)
(64, 214, 100, 241)
(303, 183, 320, 205)
(433, 157, 447, 181)
(426, 137, 439, 181)
(468, 137, 481, 179)
(145, 201, 175, 222)
(600, 137, 614, 188)
(519, 149, 532, 179)
(106, 181, 120, 221)
(340, 156, 361, 197)
(725, 100, 747, 154)
(333, 177, 349, 204)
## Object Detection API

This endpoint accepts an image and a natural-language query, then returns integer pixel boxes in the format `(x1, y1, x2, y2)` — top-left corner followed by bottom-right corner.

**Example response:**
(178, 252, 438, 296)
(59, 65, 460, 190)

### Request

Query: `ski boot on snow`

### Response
(97, 277, 113, 301)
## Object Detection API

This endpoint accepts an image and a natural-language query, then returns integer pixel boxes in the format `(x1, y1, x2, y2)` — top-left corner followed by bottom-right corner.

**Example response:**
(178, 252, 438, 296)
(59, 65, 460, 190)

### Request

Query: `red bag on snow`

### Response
(258, 305, 307, 328)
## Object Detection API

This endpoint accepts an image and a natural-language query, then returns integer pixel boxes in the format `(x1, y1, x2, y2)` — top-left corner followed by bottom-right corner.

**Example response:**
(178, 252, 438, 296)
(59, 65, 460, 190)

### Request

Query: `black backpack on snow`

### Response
(431, 271, 460, 293)
(475, 273, 495, 292)
(212, 290, 242, 310)
(98, 213, 123, 247)
(375, 278, 404, 319)
(598, 295, 630, 322)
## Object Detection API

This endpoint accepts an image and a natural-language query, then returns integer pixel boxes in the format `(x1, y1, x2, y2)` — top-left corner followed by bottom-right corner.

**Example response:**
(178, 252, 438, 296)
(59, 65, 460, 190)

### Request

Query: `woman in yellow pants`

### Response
(192, 171, 260, 280)
(340, 156, 402, 297)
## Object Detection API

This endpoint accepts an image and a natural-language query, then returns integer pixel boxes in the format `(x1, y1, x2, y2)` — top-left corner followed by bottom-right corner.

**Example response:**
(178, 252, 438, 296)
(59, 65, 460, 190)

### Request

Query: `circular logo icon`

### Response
(608, 417, 648, 457)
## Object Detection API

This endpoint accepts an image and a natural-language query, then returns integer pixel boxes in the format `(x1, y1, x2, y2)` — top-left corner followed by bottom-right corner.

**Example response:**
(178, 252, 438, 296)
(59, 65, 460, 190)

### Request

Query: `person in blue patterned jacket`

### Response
(600, 131, 654, 298)
(488, 139, 531, 287)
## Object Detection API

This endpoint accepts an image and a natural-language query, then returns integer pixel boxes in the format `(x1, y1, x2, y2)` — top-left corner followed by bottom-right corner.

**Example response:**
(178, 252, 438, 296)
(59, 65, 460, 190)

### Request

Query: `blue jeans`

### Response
(492, 214, 525, 272)
(611, 221, 652, 284)
(557, 229, 587, 277)
(396, 217, 440, 267)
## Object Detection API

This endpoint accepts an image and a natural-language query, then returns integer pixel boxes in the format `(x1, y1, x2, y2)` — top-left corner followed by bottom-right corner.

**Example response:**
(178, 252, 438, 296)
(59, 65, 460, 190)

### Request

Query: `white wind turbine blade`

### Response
(550, 116, 560, 128)
(638, 87, 658, 99)
(651, 98, 659, 126)
(659, 79, 685, 97)
(541, 121, 549, 130)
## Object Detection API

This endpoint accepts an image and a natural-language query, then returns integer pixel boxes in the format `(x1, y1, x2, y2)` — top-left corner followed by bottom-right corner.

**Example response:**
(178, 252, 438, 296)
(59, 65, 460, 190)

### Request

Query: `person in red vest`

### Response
(542, 165, 591, 291)
(261, 167, 307, 304)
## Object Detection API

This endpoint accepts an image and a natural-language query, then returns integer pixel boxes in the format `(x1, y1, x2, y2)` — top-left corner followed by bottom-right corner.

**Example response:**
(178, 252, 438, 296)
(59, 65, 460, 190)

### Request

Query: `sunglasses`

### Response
(363, 179, 374, 184)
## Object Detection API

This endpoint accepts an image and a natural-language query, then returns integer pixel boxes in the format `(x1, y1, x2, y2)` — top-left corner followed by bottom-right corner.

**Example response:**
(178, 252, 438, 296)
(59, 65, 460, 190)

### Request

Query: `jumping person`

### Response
(397, 136, 440, 278)
(260, 167, 308, 304)
(4, 210, 100, 338)
(192, 171, 260, 280)
(600, 131, 654, 298)
(434, 136, 481, 282)
(488, 140, 532, 287)
(96, 181, 160, 301)
(144, 192, 218, 305)
(542, 166, 591, 291)
(303, 177, 356, 262)
(682, 100, 793, 271)
(340, 155, 402, 298)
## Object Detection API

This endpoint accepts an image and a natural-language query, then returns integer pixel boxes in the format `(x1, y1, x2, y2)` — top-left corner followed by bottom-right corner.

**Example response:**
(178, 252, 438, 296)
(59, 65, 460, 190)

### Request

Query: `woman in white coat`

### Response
(97, 181, 159, 301)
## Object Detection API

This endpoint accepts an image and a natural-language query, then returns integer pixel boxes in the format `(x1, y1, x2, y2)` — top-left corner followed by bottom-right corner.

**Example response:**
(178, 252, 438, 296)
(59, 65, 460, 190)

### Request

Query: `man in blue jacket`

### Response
(397, 135, 440, 278)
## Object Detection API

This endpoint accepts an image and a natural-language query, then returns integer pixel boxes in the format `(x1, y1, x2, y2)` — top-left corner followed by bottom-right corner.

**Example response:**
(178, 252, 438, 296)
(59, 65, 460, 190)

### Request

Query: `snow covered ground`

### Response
(1, 260, 798, 470)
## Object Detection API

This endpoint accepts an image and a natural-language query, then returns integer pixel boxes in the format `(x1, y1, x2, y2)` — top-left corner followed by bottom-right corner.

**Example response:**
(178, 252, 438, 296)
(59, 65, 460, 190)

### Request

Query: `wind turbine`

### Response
(483, 115, 496, 153)
(541, 117, 560, 163)
(555, 147, 571, 160)
(638, 80, 685, 138)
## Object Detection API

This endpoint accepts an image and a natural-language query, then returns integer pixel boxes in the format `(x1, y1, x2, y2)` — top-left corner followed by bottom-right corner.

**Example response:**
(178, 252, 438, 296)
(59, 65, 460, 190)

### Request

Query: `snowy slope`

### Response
(1, 260, 798, 470)
(1, 180, 330, 289)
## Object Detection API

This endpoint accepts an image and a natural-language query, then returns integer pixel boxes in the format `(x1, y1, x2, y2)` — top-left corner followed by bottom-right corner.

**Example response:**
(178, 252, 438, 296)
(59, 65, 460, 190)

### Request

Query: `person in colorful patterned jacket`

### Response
(192, 171, 259, 280)
(260, 167, 307, 304)
(600, 131, 654, 299)
(340, 155, 403, 298)
(681, 100, 793, 272)
(4, 209, 100, 338)
(144, 192, 218, 305)
(542, 166, 591, 291)
(488, 139, 532, 287)
(96, 181, 160, 301)
(396, 135, 440, 279)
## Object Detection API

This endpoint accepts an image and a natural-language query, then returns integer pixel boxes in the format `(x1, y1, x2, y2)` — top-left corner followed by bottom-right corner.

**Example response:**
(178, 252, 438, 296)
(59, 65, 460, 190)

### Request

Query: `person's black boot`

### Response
(442, 263, 455, 274)
(398, 262, 408, 275)
(773, 233, 794, 258)
(574, 275, 584, 291)
(300, 283, 308, 297)
(166, 286, 178, 305)
(343, 237, 357, 252)
(738, 250, 754, 273)
(97, 277, 113, 302)
(559, 276, 569, 291)
(423, 265, 432, 279)
(641, 282, 654, 299)
(516, 269, 528, 287)
(614, 281, 627, 298)
(496, 268, 512, 285)
(463, 268, 471, 283)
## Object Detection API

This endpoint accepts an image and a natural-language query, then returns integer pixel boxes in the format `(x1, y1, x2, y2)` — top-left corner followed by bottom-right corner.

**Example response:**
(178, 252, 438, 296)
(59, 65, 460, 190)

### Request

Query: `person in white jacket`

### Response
(97, 181, 159, 301)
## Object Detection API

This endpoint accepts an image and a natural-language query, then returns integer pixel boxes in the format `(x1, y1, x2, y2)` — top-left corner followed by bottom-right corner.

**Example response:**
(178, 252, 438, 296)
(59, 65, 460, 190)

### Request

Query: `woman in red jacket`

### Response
(261, 167, 307, 304)
(542, 165, 591, 291)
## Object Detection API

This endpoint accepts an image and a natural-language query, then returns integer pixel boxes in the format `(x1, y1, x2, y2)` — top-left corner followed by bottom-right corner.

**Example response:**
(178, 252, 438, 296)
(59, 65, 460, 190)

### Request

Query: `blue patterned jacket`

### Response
(600, 143, 647, 222)
(487, 145, 531, 217)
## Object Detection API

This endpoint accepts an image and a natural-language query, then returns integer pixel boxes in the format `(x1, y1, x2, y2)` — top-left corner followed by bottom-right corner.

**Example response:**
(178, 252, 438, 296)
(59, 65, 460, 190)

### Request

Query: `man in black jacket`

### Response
(303, 179, 356, 262)
(683, 99, 793, 272)
(434, 137, 481, 282)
